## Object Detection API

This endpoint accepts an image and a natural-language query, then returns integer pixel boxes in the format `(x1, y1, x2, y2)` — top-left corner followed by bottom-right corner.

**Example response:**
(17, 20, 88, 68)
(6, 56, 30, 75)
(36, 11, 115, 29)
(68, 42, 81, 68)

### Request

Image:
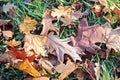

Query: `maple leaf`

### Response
(51, 5, 83, 26)
(2, 2, 16, 13)
(46, 35, 82, 62)
(41, 10, 58, 35)
(19, 15, 37, 34)
(24, 34, 47, 56)
(71, 18, 105, 54)
(6, 39, 21, 47)
(55, 60, 78, 80)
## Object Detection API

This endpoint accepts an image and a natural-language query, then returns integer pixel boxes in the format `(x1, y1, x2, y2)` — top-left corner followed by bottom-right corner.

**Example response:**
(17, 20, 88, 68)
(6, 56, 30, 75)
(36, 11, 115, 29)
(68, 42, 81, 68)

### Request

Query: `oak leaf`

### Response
(41, 10, 58, 35)
(19, 15, 37, 34)
(46, 35, 82, 62)
(24, 34, 46, 56)
(71, 18, 105, 54)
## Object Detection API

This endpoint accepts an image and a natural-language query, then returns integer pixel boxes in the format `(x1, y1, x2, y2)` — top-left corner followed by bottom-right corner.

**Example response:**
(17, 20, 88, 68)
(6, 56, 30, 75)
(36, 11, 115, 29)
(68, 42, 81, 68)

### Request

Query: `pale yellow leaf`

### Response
(2, 30, 13, 40)
(19, 15, 37, 34)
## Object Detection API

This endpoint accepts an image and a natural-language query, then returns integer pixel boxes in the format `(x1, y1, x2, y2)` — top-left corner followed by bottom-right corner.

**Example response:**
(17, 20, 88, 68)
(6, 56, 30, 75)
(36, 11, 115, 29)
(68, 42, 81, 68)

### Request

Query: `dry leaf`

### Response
(51, 5, 83, 26)
(19, 15, 37, 34)
(38, 58, 56, 74)
(74, 68, 85, 80)
(71, 18, 105, 54)
(6, 39, 21, 47)
(105, 27, 120, 52)
(2, 2, 16, 13)
(93, 4, 104, 16)
(84, 59, 96, 80)
(24, 34, 46, 56)
(55, 60, 78, 80)
(41, 10, 58, 35)
(2, 30, 13, 40)
(25, 76, 49, 80)
(15, 59, 40, 77)
(110, 5, 120, 19)
(46, 35, 82, 62)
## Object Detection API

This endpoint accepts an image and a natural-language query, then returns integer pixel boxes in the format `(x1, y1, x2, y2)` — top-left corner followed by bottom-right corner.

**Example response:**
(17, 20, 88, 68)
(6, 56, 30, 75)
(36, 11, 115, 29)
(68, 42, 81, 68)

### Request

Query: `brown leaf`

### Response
(46, 35, 82, 62)
(93, 4, 104, 16)
(2, 2, 16, 13)
(41, 10, 58, 35)
(24, 34, 46, 56)
(25, 76, 49, 80)
(83, 59, 96, 80)
(0, 19, 11, 27)
(71, 18, 105, 54)
(38, 58, 56, 74)
(55, 60, 78, 80)
(6, 39, 21, 47)
(14, 59, 40, 77)
(19, 15, 37, 34)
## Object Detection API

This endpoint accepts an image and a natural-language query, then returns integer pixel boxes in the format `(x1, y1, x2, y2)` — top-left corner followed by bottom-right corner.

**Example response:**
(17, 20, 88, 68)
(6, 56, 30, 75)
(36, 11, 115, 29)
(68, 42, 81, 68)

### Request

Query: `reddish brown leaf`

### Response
(71, 18, 105, 54)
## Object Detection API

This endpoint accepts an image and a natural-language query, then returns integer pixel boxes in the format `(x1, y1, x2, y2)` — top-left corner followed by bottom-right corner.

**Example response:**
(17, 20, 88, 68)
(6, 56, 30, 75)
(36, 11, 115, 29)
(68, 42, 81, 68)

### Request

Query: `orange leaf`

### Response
(10, 48, 26, 60)
(15, 59, 40, 77)
(6, 39, 21, 47)
(27, 54, 35, 62)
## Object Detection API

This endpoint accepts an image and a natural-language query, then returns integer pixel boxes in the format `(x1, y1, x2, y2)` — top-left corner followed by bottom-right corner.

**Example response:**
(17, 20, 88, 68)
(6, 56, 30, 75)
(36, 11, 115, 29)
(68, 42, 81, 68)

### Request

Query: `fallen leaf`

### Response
(110, 5, 120, 19)
(24, 34, 46, 56)
(105, 27, 120, 52)
(41, 10, 58, 35)
(6, 39, 21, 47)
(2, 2, 16, 13)
(74, 68, 85, 80)
(19, 15, 37, 34)
(14, 59, 40, 77)
(71, 18, 105, 54)
(25, 76, 49, 80)
(51, 5, 83, 26)
(83, 59, 96, 80)
(0, 19, 11, 27)
(46, 35, 82, 62)
(2, 30, 13, 40)
(93, 4, 104, 16)
(38, 58, 56, 74)
(55, 60, 78, 80)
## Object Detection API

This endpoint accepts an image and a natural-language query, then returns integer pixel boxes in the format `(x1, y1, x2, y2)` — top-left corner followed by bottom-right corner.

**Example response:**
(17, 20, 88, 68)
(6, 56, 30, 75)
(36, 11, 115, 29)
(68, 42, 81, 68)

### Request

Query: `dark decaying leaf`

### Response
(71, 18, 105, 54)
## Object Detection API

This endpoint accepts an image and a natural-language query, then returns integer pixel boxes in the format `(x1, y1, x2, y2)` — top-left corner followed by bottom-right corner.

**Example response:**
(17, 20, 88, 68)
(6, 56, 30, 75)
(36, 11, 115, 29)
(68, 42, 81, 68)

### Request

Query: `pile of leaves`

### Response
(0, 0, 120, 80)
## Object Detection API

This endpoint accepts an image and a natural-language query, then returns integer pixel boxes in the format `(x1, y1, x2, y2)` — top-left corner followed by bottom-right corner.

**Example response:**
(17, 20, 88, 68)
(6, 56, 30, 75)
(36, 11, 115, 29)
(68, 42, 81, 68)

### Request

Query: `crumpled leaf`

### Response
(51, 4, 83, 26)
(41, 10, 58, 35)
(14, 59, 40, 77)
(19, 15, 37, 34)
(38, 58, 56, 74)
(55, 60, 78, 80)
(24, 34, 46, 56)
(6, 39, 21, 47)
(2, 2, 16, 13)
(71, 18, 105, 54)
(46, 35, 82, 62)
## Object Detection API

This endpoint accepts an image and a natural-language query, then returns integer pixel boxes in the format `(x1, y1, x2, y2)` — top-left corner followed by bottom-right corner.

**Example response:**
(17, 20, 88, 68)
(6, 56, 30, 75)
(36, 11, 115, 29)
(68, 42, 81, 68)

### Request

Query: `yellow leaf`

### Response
(15, 59, 40, 77)
(19, 15, 37, 34)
